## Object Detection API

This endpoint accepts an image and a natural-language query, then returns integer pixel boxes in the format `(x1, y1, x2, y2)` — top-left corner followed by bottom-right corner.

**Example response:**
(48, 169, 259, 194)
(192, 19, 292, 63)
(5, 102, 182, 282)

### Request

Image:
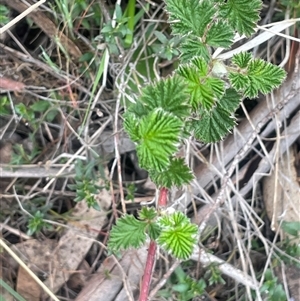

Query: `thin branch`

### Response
(0, 0, 46, 34)
(0, 238, 60, 301)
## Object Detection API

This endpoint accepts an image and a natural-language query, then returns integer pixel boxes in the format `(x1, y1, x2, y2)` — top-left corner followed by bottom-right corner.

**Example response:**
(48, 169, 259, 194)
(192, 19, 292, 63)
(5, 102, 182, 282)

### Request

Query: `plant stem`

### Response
(139, 240, 157, 301)
(139, 187, 168, 300)
(158, 187, 168, 207)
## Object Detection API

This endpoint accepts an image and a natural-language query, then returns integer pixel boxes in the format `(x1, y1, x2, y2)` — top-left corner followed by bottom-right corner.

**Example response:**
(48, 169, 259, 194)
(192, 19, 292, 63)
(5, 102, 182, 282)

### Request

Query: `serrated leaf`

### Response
(137, 109, 183, 171)
(149, 158, 194, 188)
(108, 215, 147, 252)
(219, 88, 242, 112)
(139, 76, 190, 119)
(166, 0, 216, 36)
(127, 101, 149, 118)
(177, 65, 215, 111)
(180, 38, 210, 63)
(148, 223, 161, 240)
(218, 0, 262, 37)
(190, 83, 215, 111)
(245, 59, 286, 98)
(158, 212, 198, 260)
(229, 72, 251, 91)
(232, 52, 252, 68)
(205, 21, 234, 48)
(194, 104, 236, 143)
(123, 113, 140, 142)
(177, 65, 201, 84)
(138, 208, 161, 240)
(206, 77, 225, 99)
(139, 207, 157, 220)
(191, 57, 209, 77)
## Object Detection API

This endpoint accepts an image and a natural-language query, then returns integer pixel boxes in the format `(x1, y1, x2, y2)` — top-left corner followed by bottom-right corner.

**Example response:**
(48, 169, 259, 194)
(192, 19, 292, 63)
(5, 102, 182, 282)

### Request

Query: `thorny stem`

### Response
(139, 187, 168, 301)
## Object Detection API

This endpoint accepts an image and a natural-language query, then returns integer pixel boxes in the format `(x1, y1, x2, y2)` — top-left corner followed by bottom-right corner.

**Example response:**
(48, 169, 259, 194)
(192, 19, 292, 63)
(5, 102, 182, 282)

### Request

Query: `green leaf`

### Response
(190, 57, 209, 77)
(177, 58, 226, 111)
(126, 101, 149, 118)
(245, 59, 286, 98)
(15, 103, 35, 121)
(139, 76, 190, 119)
(154, 30, 168, 44)
(137, 109, 183, 171)
(115, 4, 123, 21)
(229, 72, 251, 91)
(46, 109, 58, 122)
(166, 0, 216, 36)
(218, 88, 241, 112)
(149, 158, 194, 188)
(180, 38, 211, 63)
(139, 207, 157, 221)
(206, 77, 225, 99)
(148, 223, 161, 240)
(124, 113, 141, 142)
(205, 21, 234, 48)
(230, 54, 286, 98)
(194, 104, 236, 143)
(30, 100, 50, 112)
(231, 52, 252, 68)
(218, 0, 262, 37)
(177, 64, 215, 111)
(158, 212, 198, 260)
(281, 221, 300, 237)
(138, 208, 160, 240)
(108, 215, 147, 252)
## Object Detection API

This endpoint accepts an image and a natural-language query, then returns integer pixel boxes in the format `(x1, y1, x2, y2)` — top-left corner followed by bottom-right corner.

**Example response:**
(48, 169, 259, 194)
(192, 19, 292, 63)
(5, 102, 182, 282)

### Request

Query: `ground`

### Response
(0, 0, 299, 300)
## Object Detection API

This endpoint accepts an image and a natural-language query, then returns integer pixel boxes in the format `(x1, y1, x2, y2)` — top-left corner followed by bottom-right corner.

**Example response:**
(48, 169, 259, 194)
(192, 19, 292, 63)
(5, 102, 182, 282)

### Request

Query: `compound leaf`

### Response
(230, 54, 286, 98)
(108, 215, 147, 252)
(149, 158, 194, 188)
(245, 59, 286, 98)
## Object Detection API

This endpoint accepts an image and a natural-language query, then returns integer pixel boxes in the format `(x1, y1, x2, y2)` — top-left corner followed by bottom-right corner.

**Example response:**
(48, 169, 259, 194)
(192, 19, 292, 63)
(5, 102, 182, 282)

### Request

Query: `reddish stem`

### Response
(158, 187, 168, 207)
(139, 240, 157, 301)
(139, 187, 168, 301)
